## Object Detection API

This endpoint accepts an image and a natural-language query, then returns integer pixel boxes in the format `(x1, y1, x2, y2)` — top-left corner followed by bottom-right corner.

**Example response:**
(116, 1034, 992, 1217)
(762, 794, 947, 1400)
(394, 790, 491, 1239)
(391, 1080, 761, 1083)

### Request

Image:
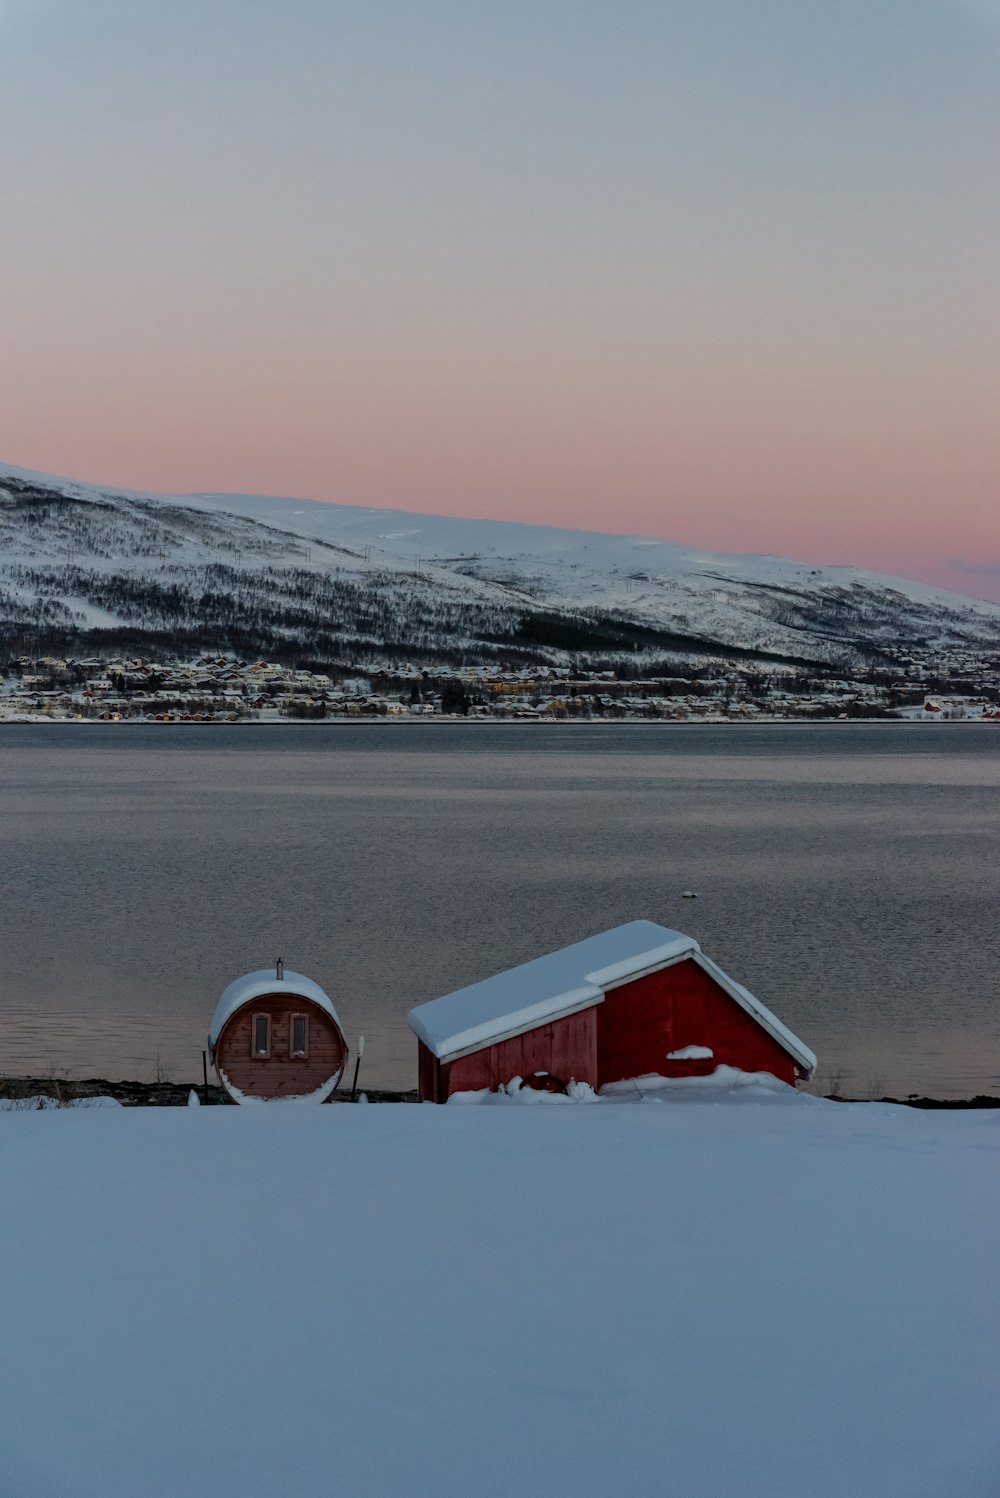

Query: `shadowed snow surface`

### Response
(0, 1100, 998, 1498)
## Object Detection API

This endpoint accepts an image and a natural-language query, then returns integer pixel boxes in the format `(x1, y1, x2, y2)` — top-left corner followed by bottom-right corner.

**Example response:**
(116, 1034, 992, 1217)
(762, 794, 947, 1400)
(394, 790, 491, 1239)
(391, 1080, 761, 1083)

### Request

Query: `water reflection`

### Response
(1, 723, 998, 1096)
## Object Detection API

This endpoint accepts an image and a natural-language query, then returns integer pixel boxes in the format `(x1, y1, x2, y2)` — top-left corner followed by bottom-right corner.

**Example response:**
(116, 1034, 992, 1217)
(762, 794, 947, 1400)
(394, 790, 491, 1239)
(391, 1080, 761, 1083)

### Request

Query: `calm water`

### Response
(1, 723, 998, 1097)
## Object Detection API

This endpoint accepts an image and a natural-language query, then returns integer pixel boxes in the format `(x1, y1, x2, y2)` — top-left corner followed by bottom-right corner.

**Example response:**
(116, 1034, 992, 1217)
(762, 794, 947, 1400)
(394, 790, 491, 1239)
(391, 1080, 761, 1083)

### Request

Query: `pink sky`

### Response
(2, 0, 998, 601)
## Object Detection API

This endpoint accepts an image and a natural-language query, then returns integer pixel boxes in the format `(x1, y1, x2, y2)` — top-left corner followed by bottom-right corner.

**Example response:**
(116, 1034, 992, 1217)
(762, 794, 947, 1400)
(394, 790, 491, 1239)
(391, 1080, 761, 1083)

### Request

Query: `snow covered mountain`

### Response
(1, 461, 997, 668)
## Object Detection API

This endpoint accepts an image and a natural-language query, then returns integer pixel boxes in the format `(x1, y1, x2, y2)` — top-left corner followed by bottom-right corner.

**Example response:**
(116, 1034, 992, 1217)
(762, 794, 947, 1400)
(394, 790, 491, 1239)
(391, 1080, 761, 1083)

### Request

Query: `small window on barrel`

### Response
(252, 1013, 271, 1058)
(291, 1014, 308, 1058)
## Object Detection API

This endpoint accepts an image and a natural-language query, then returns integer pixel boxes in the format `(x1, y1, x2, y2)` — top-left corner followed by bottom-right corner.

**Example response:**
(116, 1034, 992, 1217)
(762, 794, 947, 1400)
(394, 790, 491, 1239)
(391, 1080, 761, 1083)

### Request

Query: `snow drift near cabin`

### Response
(0, 1100, 997, 1498)
(409, 920, 816, 1101)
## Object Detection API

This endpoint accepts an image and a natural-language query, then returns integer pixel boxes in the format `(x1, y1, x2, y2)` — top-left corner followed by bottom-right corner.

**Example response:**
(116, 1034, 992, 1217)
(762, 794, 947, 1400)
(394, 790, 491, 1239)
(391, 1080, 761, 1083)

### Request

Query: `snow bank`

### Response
(0, 1103, 997, 1498)
(218, 1070, 340, 1104)
(447, 1065, 810, 1105)
(448, 1075, 602, 1104)
(600, 1064, 806, 1102)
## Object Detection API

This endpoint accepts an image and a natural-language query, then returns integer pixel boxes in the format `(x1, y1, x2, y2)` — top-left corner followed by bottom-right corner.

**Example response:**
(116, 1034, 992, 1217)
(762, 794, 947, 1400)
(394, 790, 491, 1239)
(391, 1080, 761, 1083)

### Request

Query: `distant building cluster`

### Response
(2, 647, 999, 723)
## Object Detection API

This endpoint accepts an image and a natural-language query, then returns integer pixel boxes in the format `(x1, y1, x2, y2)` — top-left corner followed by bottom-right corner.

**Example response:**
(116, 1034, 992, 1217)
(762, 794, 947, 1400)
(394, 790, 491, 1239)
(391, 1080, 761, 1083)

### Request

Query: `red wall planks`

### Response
(418, 1039, 443, 1103)
(445, 1006, 598, 1094)
(422, 1007, 598, 1100)
(597, 959, 795, 1087)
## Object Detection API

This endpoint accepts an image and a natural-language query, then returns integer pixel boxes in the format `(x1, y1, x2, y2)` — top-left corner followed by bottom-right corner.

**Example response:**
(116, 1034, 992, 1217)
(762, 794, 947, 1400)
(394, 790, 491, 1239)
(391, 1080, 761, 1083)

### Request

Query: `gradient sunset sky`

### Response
(2, 0, 998, 598)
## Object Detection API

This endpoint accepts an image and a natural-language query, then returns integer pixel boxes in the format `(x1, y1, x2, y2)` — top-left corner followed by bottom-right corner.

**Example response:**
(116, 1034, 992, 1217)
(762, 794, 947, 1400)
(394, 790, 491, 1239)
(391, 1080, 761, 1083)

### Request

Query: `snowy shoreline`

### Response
(2, 1074, 996, 1108)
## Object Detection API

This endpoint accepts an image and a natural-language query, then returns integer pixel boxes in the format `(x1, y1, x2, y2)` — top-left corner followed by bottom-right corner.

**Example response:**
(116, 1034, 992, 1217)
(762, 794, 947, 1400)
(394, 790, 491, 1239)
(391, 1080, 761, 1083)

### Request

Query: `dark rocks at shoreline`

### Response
(0, 1076, 420, 1107)
(879, 1094, 1000, 1110)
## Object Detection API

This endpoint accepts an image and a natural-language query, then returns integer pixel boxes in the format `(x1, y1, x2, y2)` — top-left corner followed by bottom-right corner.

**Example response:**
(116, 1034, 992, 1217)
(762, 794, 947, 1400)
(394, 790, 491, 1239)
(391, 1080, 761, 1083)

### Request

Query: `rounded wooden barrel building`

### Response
(209, 963, 348, 1103)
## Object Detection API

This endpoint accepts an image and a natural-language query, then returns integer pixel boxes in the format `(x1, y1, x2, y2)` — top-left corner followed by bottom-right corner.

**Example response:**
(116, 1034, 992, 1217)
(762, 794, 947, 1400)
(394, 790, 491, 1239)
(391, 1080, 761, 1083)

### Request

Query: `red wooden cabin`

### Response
(409, 921, 815, 1102)
(209, 963, 348, 1104)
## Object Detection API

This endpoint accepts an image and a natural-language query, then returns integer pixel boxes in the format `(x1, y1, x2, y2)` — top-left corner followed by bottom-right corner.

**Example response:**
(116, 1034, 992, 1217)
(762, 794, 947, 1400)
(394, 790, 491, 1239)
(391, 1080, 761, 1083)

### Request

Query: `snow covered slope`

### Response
(1, 1097, 998, 1498)
(2, 460, 998, 665)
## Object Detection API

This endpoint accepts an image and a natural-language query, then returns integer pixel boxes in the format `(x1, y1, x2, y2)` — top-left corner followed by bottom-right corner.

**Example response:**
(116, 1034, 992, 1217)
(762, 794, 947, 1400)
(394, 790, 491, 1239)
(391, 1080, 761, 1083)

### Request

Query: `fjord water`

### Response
(1, 723, 998, 1098)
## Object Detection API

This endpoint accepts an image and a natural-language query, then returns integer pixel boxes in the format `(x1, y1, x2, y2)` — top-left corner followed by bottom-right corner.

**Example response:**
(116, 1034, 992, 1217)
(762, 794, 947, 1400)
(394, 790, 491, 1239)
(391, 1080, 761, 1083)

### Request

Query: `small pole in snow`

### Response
(350, 1036, 366, 1102)
(202, 1049, 209, 1105)
(276, 956, 284, 981)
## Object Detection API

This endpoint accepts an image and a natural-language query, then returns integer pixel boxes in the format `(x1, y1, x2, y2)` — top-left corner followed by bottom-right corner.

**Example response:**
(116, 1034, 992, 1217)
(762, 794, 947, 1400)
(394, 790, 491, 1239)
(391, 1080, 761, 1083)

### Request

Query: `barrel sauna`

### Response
(209, 963, 348, 1103)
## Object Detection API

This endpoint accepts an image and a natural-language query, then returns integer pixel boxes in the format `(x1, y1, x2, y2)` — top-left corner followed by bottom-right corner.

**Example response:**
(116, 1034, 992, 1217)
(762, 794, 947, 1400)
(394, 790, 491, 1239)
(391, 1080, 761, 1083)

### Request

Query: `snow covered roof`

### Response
(408, 922, 694, 1062)
(407, 920, 816, 1077)
(209, 969, 342, 1048)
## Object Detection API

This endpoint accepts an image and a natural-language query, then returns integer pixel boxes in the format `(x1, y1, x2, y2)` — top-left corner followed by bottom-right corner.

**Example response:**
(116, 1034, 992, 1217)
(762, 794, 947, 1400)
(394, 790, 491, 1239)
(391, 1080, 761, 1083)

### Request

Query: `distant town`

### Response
(3, 647, 1000, 722)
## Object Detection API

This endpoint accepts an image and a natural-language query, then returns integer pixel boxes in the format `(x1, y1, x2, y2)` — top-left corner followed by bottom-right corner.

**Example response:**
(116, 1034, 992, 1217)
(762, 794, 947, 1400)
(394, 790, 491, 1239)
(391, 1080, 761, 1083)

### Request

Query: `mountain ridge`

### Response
(1, 461, 997, 669)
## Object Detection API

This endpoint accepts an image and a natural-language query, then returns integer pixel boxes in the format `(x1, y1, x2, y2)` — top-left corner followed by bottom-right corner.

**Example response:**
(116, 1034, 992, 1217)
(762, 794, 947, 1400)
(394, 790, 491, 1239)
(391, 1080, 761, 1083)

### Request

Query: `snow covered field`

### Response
(1, 1093, 998, 1498)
